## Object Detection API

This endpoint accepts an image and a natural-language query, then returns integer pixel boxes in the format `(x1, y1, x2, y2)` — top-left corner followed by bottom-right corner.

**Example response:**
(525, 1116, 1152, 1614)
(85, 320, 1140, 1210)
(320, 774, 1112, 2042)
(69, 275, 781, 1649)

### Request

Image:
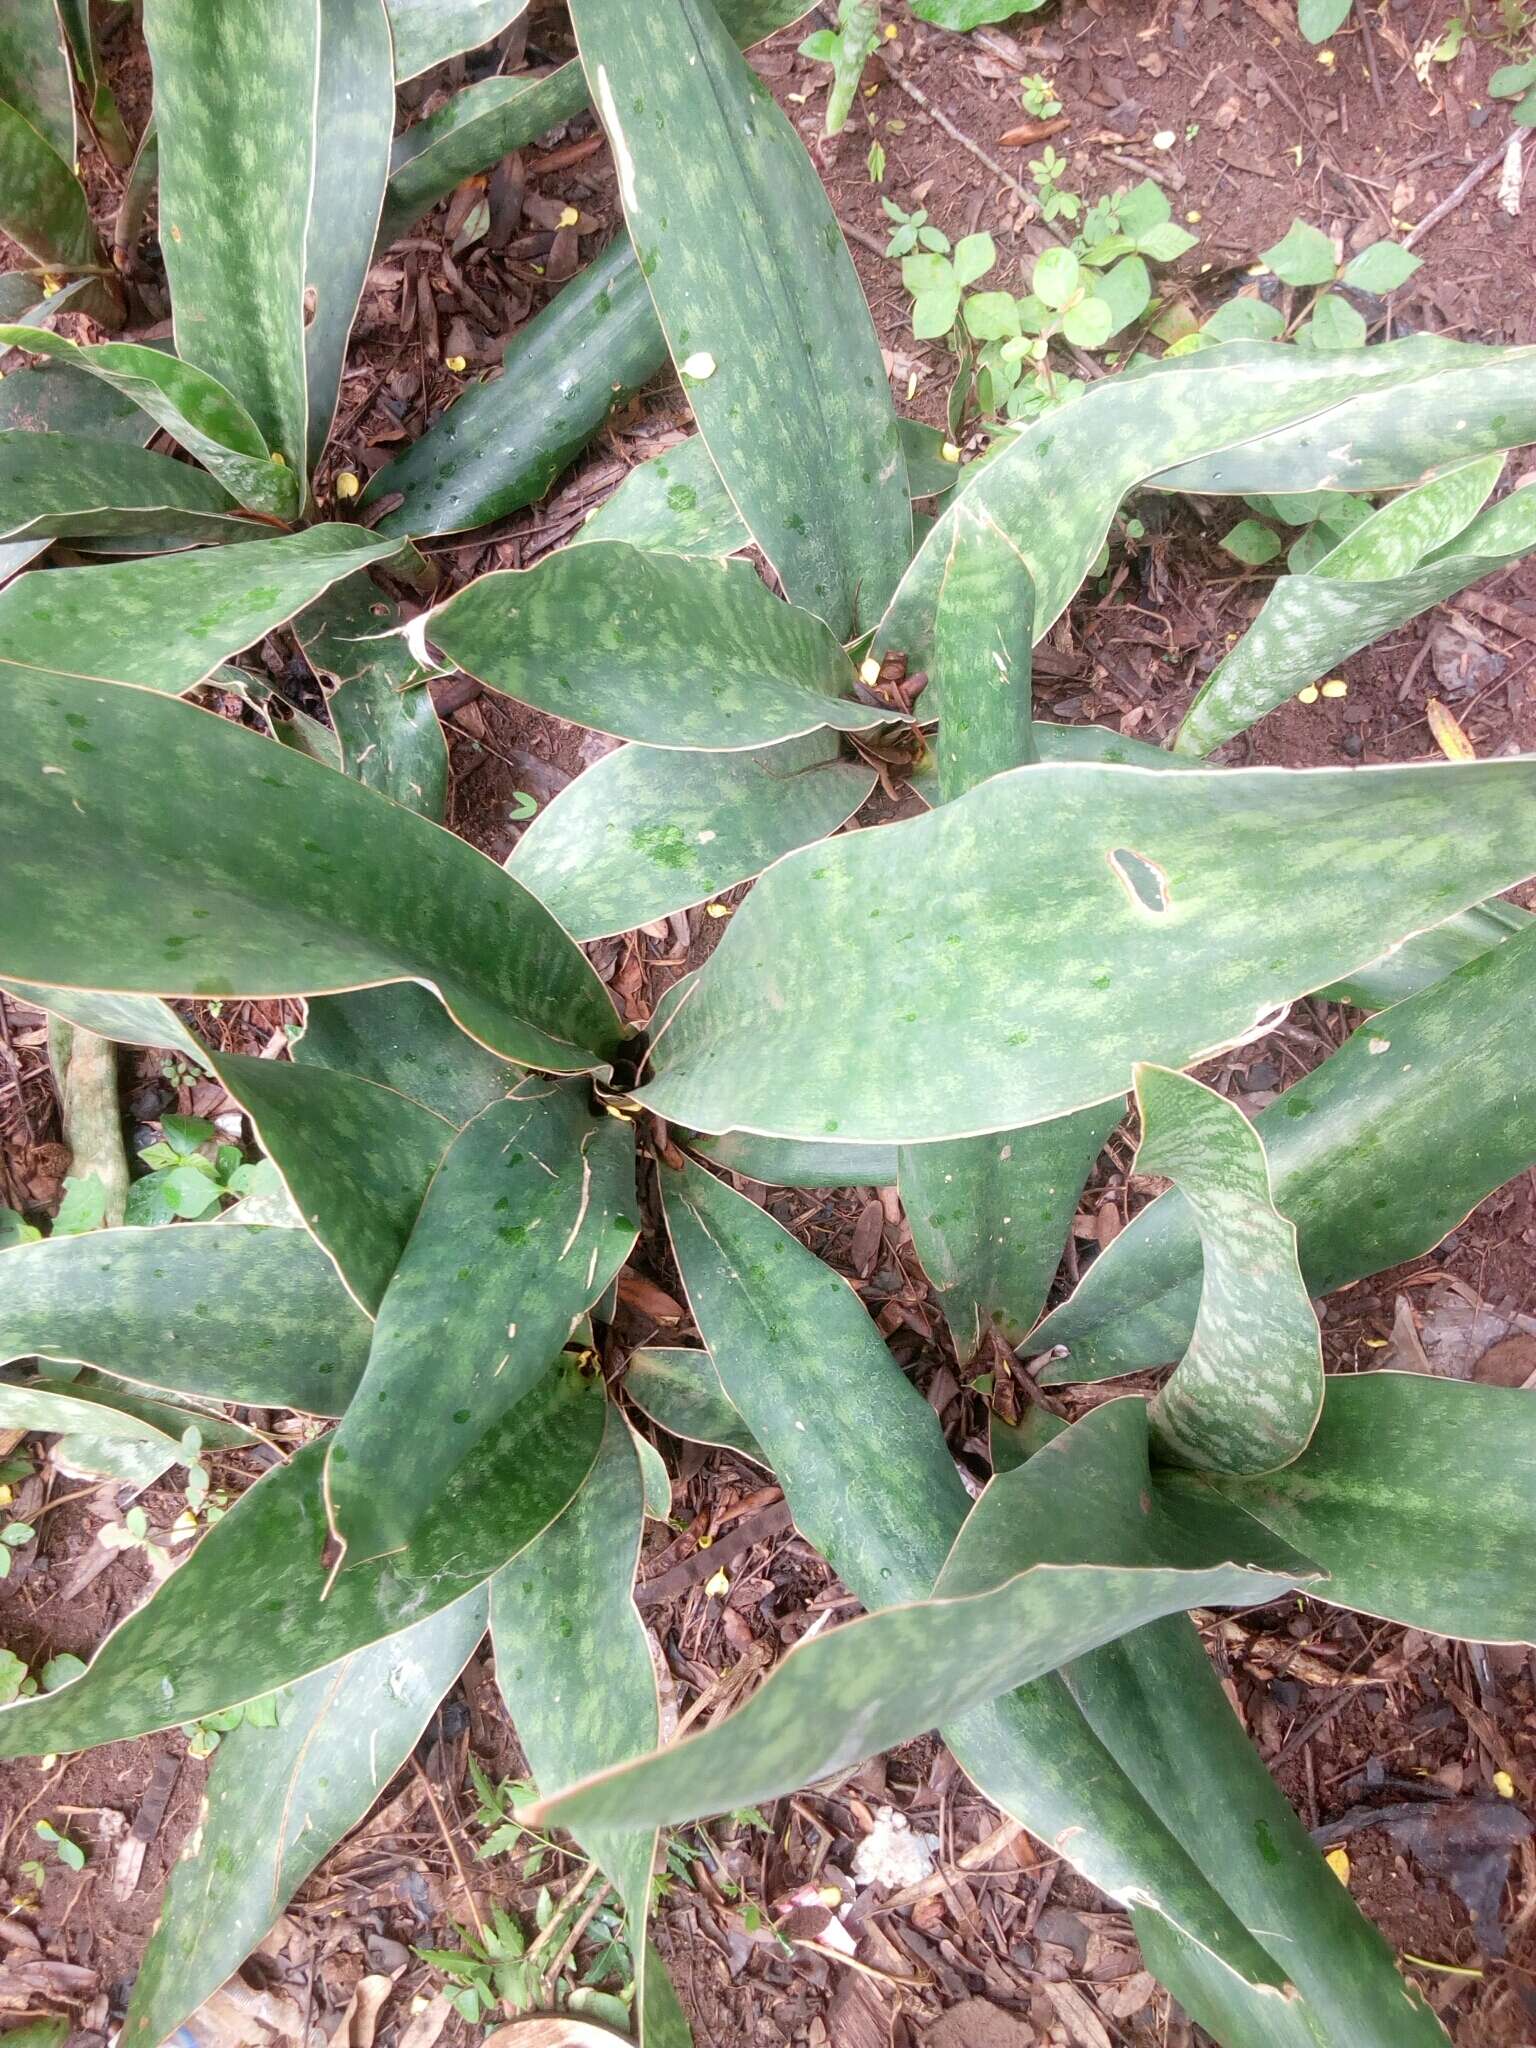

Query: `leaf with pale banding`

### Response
(0, 1361, 602, 1758)
(508, 732, 874, 940)
(293, 570, 447, 819)
(424, 543, 885, 750)
(0, 676, 623, 1072)
(642, 757, 1536, 1143)
(0, 98, 101, 271)
(1035, 924, 1536, 1380)
(325, 1089, 636, 1563)
(385, 0, 528, 79)
(297, 983, 514, 1125)
(624, 1347, 767, 1464)
(0, 433, 252, 546)
(569, 0, 909, 636)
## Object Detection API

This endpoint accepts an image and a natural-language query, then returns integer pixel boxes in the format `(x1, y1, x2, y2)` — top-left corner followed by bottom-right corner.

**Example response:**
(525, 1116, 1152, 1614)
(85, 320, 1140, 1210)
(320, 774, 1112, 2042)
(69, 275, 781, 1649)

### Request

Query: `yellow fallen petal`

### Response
(682, 351, 717, 379)
(704, 1568, 730, 1598)
(941, 440, 961, 463)
(1317, 47, 1336, 64)
(1298, 685, 1320, 705)
(860, 656, 882, 685)
(1320, 678, 1348, 699)
(444, 354, 467, 372)
(1494, 1769, 1516, 1798)
(1326, 1847, 1351, 1885)
(558, 204, 579, 227)
(333, 471, 360, 501)
(1426, 696, 1475, 761)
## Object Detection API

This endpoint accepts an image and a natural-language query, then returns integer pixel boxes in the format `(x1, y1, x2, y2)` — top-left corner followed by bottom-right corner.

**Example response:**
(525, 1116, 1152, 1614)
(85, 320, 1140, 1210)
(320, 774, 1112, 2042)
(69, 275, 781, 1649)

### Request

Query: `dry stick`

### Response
(412, 1759, 488, 1943)
(1353, 0, 1387, 111)
(537, 1879, 613, 1997)
(1403, 142, 1512, 248)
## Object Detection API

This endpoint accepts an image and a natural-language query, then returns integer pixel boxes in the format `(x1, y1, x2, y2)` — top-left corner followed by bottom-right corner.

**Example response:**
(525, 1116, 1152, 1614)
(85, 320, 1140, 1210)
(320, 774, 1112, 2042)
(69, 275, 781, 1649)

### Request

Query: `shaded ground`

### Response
(4, 1, 1536, 2044)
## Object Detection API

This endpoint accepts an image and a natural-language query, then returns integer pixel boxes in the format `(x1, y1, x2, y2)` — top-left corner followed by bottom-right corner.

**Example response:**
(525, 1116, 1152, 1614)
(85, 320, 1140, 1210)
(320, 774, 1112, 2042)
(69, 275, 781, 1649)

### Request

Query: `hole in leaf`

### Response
(1108, 846, 1170, 915)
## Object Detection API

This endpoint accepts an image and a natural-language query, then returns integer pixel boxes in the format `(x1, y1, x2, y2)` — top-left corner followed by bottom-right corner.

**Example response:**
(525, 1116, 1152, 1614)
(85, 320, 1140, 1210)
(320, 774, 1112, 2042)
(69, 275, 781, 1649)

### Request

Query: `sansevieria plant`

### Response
(3, 1, 1536, 2042)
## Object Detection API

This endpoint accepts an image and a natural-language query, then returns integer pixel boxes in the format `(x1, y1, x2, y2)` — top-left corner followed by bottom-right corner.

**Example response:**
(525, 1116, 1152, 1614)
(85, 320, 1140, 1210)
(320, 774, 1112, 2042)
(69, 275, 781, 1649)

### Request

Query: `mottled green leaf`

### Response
(292, 570, 448, 818)
(624, 1346, 768, 1464)
(0, 359, 152, 442)
(0, 0, 75, 159)
(901, 1105, 1118, 1359)
(366, 238, 666, 539)
(524, 1392, 1306, 1834)
(569, 0, 910, 635)
(0, 1224, 370, 1412)
(0, 675, 624, 1072)
(297, 983, 514, 1125)
(56, 0, 131, 168)
(507, 732, 874, 941)
(424, 543, 887, 749)
(1179, 469, 1536, 754)
(1035, 924, 1536, 1378)
(0, 97, 100, 270)
(1132, 1066, 1322, 1474)
(1179, 1373, 1536, 1643)
(305, 0, 393, 469)
(143, 0, 317, 472)
(929, 498, 1036, 799)
(325, 1089, 636, 1564)
(0, 326, 297, 517)
(879, 338, 1536, 663)
(0, 433, 251, 545)
(1321, 897, 1530, 1010)
(0, 1369, 253, 1458)
(0, 528, 406, 694)
(642, 757, 1536, 1143)
(689, 1130, 898, 1187)
(386, 0, 527, 79)
(0, 1361, 602, 1757)
(125, 1594, 486, 2048)
(492, 1405, 670, 2040)
(603, 1219, 1363, 2007)
(1070, 1616, 1448, 2048)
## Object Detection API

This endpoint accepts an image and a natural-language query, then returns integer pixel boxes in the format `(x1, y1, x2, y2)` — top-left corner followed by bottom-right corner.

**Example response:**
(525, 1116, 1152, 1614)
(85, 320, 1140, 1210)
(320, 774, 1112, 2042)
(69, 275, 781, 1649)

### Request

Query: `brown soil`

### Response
(4, 3, 1536, 2046)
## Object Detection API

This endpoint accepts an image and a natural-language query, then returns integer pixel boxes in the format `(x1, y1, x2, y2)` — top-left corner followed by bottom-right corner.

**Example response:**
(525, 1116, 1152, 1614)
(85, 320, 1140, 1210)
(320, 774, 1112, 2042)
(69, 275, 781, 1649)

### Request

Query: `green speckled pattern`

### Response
(123, 1594, 487, 2047)
(569, 0, 910, 637)
(0, 98, 100, 270)
(143, 0, 318, 473)
(325, 1088, 635, 1563)
(0, 1361, 603, 1758)
(643, 756, 1536, 1142)
(0, 432, 247, 544)
(0, 1223, 371, 1411)
(1134, 1066, 1323, 1476)
(428, 542, 883, 748)
(0, 674, 623, 1071)
(1036, 924, 1536, 1379)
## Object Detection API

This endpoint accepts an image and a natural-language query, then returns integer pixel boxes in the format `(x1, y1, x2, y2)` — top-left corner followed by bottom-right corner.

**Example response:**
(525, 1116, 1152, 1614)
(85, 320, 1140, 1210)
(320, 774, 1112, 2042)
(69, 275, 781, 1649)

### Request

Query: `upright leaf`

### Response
(929, 499, 1037, 798)
(569, 0, 910, 635)
(0, 529, 402, 694)
(1035, 925, 1536, 1379)
(0, 0, 76, 160)
(1134, 1065, 1323, 1476)
(492, 1407, 676, 2043)
(0, 675, 624, 1072)
(506, 733, 875, 941)
(0, 1361, 603, 1757)
(422, 543, 885, 748)
(325, 1089, 636, 1564)
(56, 0, 132, 167)
(124, 1594, 488, 2048)
(642, 757, 1536, 1142)
(0, 98, 101, 271)
(305, 0, 393, 470)
(143, 0, 318, 473)
(0, 327, 299, 518)
(1179, 473, 1536, 754)
(293, 570, 448, 818)
(0, 1224, 371, 1411)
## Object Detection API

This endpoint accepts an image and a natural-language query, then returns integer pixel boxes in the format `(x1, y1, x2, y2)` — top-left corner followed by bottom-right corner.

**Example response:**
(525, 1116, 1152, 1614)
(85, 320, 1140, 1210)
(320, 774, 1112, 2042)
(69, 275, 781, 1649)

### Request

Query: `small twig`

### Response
(1353, 0, 1387, 110)
(536, 1875, 612, 1997)
(1106, 150, 1184, 192)
(412, 1759, 487, 1943)
(1404, 143, 1510, 248)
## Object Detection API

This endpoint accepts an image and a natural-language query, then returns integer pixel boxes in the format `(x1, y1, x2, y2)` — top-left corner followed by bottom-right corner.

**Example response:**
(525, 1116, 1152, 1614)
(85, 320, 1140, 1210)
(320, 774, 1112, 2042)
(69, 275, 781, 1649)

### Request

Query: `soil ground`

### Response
(3, 2, 1536, 2045)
